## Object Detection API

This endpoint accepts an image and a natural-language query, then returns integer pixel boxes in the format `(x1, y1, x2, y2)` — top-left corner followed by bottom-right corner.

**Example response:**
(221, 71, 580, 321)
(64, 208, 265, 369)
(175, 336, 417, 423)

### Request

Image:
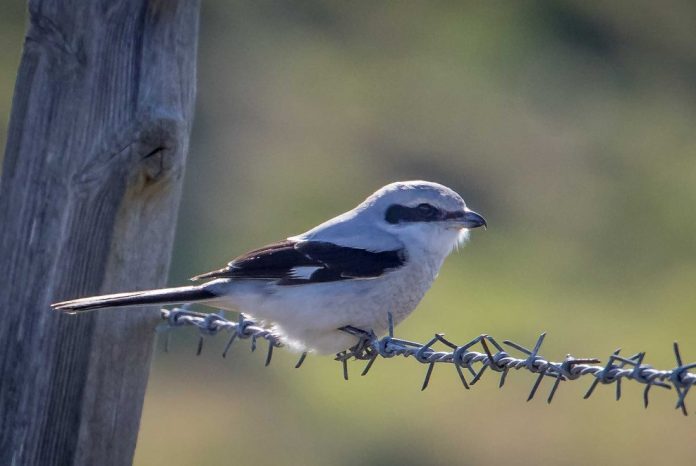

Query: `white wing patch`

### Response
(288, 266, 323, 280)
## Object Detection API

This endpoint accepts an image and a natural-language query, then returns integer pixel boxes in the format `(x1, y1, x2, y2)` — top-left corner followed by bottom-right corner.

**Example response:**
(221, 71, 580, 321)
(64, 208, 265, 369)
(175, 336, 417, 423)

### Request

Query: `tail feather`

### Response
(51, 285, 218, 314)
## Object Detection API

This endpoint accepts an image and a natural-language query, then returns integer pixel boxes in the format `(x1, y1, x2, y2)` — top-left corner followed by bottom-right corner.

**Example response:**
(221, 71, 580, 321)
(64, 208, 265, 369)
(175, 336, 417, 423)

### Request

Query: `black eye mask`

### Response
(385, 203, 442, 224)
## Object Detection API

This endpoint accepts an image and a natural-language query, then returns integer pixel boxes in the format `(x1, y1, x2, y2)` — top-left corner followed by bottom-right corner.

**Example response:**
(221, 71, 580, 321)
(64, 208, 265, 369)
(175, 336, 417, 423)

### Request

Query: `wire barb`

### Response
(159, 307, 696, 415)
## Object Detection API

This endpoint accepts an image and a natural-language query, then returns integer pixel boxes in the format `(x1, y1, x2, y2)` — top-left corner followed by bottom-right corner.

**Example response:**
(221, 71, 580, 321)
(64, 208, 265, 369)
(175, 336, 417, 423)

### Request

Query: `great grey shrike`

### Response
(52, 181, 486, 354)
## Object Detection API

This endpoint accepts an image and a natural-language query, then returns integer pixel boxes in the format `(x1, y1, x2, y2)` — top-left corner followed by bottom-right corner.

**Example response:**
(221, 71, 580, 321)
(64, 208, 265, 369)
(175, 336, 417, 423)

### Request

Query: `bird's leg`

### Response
(339, 325, 377, 359)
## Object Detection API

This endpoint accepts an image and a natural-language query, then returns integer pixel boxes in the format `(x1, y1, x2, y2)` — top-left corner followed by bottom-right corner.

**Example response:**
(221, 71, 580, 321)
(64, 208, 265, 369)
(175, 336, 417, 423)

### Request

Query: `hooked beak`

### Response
(446, 209, 487, 230)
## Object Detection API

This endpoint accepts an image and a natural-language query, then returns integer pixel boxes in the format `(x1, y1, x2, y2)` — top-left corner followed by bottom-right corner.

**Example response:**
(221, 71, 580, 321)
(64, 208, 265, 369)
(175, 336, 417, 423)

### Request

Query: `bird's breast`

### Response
(380, 257, 441, 321)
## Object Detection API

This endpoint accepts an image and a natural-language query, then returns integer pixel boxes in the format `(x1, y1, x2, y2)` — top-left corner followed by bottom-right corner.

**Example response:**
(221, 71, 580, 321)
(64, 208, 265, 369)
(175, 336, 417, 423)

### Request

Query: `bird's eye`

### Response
(417, 203, 438, 218)
(384, 203, 440, 224)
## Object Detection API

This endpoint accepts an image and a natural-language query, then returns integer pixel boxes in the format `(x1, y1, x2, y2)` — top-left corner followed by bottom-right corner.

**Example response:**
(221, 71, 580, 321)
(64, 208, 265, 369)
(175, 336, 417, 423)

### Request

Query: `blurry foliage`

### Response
(1, 1, 696, 465)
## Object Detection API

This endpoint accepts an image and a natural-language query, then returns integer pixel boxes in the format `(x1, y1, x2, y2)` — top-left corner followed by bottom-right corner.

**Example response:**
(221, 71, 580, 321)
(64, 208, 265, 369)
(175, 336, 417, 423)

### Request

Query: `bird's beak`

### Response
(447, 209, 487, 229)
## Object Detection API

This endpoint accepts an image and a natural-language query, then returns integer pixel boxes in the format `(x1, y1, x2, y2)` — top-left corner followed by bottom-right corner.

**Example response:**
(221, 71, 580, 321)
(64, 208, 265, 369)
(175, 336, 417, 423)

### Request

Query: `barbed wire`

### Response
(158, 307, 696, 415)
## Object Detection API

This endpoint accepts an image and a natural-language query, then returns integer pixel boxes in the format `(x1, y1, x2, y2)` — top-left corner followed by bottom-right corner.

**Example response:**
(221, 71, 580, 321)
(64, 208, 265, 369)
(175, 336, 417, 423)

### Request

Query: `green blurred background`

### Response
(2, 1, 696, 465)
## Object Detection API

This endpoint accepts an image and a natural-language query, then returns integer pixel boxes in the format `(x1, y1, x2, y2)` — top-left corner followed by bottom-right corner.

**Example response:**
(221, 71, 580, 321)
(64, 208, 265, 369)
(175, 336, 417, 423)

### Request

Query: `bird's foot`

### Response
(339, 325, 377, 359)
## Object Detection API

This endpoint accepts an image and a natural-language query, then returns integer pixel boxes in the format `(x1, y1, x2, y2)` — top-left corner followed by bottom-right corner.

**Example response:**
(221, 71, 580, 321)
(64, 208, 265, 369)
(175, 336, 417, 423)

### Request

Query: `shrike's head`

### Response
(359, 180, 486, 255)
(296, 180, 486, 259)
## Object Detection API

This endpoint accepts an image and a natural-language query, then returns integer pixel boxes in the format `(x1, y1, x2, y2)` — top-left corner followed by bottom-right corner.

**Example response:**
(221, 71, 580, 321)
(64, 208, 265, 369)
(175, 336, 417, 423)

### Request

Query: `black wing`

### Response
(190, 239, 406, 285)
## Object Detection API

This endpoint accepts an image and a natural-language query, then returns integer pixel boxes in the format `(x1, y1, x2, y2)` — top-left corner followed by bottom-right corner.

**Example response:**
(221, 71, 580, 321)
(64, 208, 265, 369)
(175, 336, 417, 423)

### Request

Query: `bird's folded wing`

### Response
(190, 239, 406, 285)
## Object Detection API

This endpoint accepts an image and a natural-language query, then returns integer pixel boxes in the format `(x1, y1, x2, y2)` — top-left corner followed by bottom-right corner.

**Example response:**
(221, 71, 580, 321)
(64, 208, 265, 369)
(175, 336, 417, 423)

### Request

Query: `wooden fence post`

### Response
(0, 1, 200, 464)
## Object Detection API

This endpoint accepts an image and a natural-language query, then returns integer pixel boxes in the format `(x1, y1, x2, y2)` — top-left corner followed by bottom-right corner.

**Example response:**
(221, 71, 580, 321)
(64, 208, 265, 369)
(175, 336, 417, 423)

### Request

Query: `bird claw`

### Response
(339, 325, 377, 359)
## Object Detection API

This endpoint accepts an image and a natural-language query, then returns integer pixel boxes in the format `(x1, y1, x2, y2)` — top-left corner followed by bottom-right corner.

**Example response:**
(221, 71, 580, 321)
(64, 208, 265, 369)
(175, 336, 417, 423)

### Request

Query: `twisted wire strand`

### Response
(158, 307, 696, 415)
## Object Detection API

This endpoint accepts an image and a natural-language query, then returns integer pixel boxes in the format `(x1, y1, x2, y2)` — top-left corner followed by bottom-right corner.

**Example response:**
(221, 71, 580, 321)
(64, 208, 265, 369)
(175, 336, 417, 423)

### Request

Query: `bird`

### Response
(52, 180, 486, 354)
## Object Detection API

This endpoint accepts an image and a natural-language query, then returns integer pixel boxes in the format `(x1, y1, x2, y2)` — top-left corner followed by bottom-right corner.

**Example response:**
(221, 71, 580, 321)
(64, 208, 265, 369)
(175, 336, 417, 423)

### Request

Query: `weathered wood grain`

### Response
(0, 1, 200, 465)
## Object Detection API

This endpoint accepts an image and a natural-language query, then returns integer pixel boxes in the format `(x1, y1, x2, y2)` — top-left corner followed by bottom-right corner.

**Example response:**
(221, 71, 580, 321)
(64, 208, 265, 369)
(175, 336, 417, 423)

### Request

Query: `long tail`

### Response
(51, 285, 218, 314)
